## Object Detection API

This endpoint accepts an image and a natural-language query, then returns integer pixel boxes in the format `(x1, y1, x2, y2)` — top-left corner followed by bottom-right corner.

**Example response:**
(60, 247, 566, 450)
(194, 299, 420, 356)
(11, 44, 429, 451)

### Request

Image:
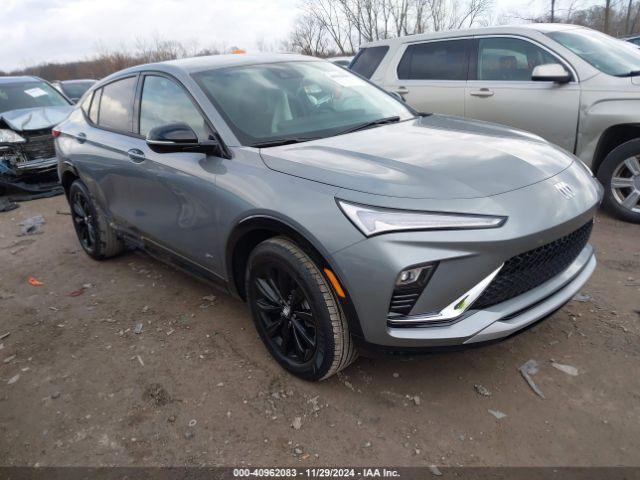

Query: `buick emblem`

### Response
(554, 182, 575, 199)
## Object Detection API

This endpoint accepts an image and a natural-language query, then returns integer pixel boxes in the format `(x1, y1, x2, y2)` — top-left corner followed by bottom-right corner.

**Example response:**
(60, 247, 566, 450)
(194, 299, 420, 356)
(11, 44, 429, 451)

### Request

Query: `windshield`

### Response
(0, 80, 71, 114)
(193, 60, 414, 146)
(547, 28, 640, 76)
(61, 81, 94, 99)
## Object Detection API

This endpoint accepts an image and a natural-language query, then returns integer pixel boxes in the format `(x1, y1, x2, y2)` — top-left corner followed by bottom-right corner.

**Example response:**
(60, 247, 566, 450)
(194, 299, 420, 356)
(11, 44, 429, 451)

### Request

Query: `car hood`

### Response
(259, 115, 574, 199)
(0, 105, 73, 132)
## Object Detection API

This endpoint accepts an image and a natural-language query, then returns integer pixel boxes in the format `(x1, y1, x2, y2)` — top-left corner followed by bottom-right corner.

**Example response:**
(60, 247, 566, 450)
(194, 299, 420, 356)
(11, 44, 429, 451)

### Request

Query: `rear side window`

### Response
(397, 40, 469, 80)
(97, 76, 137, 132)
(350, 46, 389, 79)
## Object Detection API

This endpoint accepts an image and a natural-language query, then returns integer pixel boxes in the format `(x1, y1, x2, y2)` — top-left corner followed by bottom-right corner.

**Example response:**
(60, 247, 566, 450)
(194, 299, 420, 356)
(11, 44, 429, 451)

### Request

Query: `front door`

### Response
(465, 36, 580, 152)
(126, 73, 225, 272)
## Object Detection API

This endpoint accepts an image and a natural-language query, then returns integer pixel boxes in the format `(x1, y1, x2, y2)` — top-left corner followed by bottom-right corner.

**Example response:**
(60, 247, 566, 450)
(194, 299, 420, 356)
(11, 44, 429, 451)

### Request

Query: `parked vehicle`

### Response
(52, 79, 97, 103)
(353, 24, 640, 222)
(624, 35, 640, 47)
(328, 56, 354, 68)
(55, 54, 601, 380)
(0, 76, 73, 192)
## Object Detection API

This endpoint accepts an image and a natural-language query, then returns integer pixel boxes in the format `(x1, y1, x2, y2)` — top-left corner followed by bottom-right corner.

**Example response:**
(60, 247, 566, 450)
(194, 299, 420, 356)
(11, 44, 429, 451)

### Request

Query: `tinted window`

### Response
(350, 46, 389, 78)
(139, 75, 210, 140)
(631, 38, 640, 46)
(0, 80, 70, 114)
(89, 89, 101, 124)
(79, 91, 92, 115)
(478, 37, 560, 81)
(97, 76, 137, 132)
(397, 40, 469, 80)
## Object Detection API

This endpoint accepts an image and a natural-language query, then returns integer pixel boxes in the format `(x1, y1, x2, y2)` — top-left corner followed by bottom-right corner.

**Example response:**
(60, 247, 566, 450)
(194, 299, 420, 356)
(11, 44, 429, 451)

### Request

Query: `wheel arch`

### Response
(59, 161, 80, 198)
(225, 215, 364, 339)
(592, 123, 640, 174)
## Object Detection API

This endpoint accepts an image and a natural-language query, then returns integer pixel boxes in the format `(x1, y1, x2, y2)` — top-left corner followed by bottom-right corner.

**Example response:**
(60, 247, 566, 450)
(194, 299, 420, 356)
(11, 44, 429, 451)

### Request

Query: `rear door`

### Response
(383, 38, 471, 116)
(465, 36, 580, 152)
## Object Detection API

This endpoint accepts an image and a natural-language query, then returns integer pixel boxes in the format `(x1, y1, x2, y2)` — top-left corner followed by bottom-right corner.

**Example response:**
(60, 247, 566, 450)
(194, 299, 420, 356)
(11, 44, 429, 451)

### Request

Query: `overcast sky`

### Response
(0, 0, 599, 71)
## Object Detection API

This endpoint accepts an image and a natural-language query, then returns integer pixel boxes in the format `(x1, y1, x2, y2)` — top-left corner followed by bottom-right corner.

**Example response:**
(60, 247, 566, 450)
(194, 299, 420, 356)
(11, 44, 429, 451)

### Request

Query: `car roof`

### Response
(0, 75, 41, 85)
(59, 79, 97, 84)
(102, 53, 322, 82)
(361, 23, 585, 47)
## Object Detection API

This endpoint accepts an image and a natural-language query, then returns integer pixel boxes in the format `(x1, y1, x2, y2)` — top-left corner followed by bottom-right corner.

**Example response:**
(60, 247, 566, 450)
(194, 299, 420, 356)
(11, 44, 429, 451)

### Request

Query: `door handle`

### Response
(127, 148, 146, 163)
(469, 88, 494, 98)
(76, 132, 87, 144)
(396, 86, 409, 94)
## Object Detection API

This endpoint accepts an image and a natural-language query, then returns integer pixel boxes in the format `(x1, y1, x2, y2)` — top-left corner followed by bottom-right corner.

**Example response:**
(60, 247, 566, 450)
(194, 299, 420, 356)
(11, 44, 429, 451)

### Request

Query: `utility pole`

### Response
(550, 0, 556, 22)
(604, 0, 612, 33)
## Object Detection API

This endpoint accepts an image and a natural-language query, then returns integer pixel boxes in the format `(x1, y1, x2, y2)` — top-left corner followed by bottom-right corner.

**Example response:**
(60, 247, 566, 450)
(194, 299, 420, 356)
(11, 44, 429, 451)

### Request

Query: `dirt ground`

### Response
(0, 195, 639, 468)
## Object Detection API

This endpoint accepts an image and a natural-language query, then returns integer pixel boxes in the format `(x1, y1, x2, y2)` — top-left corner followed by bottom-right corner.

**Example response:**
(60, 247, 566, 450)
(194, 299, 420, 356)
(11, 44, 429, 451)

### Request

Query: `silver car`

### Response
(55, 54, 601, 380)
(353, 24, 640, 222)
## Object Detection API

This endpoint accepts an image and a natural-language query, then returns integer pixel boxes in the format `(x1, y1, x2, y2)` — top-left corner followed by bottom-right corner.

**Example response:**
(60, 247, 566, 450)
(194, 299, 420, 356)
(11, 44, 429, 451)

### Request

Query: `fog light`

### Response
(396, 264, 435, 287)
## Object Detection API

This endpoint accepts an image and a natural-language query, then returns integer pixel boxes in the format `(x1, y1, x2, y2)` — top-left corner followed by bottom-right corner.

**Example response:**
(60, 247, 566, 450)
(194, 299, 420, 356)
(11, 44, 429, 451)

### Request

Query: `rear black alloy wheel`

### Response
(246, 237, 357, 380)
(68, 180, 124, 260)
(71, 188, 98, 253)
(253, 265, 318, 364)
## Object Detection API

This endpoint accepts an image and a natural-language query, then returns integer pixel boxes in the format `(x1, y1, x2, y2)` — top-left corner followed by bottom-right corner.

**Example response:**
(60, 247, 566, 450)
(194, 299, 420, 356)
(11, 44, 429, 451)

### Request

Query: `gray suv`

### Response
(352, 24, 640, 222)
(55, 54, 602, 380)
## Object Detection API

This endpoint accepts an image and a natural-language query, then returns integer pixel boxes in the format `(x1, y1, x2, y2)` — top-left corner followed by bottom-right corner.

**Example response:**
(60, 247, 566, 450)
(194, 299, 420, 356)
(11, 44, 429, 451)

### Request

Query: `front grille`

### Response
(19, 129, 56, 163)
(473, 221, 593, 309)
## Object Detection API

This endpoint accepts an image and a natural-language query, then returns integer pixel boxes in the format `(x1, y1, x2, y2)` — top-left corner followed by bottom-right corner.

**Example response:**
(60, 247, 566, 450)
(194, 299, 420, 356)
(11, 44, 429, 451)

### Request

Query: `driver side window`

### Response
(478, 37, 560, 81)
(139, 75, 210, 140)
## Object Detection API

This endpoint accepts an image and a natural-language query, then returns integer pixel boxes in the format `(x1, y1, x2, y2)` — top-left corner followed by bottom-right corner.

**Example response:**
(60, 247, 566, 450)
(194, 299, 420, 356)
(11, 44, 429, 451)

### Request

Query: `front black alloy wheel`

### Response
(246, 237, 357, 380)
(253, 265, 318, 364)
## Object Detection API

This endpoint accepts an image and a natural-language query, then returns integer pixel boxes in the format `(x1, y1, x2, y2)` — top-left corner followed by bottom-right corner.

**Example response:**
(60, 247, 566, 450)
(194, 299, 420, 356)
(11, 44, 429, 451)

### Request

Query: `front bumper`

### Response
(330, 162, 601, 349)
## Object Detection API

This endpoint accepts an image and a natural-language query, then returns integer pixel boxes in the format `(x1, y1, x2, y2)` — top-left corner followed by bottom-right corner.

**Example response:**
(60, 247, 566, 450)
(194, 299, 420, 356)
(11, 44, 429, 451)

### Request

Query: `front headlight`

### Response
(0, 129, 26, 144)
(337, 200, 506, 237)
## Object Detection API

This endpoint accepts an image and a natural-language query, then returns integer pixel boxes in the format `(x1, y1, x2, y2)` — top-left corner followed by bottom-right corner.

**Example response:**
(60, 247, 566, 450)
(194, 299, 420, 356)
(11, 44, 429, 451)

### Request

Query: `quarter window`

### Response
(139, 75, 210, 140)
(97, 76, 137, 132)
(477, 37, 561, 81)
(89, 89, 101, 124)
(397, 40, 469, 80)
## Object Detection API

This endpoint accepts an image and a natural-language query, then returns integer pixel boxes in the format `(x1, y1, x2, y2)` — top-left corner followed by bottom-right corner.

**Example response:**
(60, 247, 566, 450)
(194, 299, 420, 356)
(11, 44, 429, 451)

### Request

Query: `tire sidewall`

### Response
(597, 139, 640, 223)
(246, 240, 337, 381)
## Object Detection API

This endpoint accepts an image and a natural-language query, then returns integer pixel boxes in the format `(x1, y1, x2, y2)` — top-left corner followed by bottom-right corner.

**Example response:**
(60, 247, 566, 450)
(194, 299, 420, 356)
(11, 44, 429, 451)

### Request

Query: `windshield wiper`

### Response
(250, 137, 317, 148)
(616, 70, 640, 77)
(336, 116, 401, 136)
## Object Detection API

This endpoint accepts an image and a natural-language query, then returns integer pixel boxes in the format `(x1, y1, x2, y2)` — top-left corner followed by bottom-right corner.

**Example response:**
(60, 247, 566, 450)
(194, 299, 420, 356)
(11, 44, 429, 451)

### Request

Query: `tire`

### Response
(68, 180, 124, 260)
(246, 237, 357, 381)
(597, 139, 640, 223)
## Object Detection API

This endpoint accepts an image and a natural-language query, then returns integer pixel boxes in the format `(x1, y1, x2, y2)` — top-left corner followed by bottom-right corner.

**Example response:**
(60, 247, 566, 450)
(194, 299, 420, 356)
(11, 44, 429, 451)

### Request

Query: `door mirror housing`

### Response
(388, 91, 406, 102)
(146, 122, 220, 155)
(531, 63, 571, 83)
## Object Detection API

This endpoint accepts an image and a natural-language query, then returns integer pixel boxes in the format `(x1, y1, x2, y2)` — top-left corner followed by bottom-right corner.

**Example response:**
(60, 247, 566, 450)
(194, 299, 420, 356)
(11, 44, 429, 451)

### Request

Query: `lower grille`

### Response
(19, 130, 56, 163)
(473, 221, 593, 309)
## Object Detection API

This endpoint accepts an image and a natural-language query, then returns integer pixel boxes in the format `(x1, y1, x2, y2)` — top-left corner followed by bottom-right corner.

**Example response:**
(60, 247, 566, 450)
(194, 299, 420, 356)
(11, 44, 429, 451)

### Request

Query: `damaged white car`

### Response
(0, 76, 73, 195)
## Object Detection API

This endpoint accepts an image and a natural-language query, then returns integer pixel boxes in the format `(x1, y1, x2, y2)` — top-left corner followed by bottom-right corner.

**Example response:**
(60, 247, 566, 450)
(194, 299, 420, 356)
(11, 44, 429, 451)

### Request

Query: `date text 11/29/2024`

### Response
(233, 468, 401, 478)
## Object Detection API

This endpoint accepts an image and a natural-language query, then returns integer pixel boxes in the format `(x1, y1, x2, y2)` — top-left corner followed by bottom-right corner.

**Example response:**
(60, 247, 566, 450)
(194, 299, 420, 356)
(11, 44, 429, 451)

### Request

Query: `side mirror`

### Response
(531, 63, 571, 83)
(389, 91, 406, 102)
(146, 122, 219, 155)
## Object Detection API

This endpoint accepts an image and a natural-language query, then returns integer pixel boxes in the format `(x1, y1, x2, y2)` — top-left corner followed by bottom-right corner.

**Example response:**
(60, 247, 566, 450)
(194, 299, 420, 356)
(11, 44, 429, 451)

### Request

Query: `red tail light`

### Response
(51, 128, 61, 138)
